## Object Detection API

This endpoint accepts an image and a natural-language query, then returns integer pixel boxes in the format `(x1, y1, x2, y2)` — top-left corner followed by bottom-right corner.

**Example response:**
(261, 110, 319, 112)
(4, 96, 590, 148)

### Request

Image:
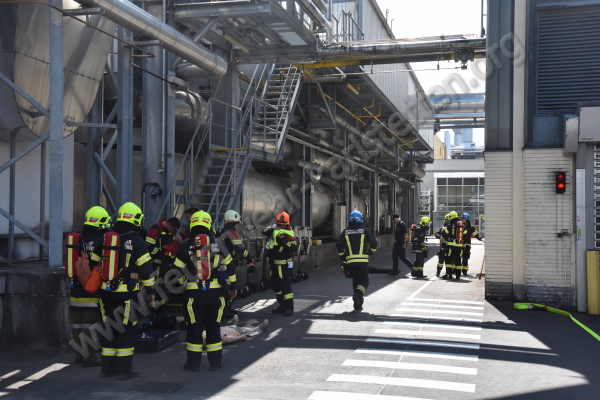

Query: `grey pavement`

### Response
(1, 241, 600, 399)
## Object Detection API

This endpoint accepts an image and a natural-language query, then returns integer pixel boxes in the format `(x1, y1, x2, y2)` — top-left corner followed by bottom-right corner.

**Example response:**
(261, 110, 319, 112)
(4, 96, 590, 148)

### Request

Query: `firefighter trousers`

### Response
(349, 262, 369, 298)
(392, 242, 413, 272)
(71, 307, 100, 362)
(413, 252, 425, 277)
(270, 262, 294, 310)
(462, 245, 471, 274)
(444, 246, 463, 279)
(183, 296, 225, 368)
(98, 298, 138, 374)
(437, 244, 446, 275)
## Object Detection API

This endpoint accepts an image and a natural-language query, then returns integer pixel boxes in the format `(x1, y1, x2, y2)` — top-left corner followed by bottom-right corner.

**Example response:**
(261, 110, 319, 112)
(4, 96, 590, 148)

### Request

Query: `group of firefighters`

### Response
(390, 211, 482, 280)
(66, 202, 479, 379)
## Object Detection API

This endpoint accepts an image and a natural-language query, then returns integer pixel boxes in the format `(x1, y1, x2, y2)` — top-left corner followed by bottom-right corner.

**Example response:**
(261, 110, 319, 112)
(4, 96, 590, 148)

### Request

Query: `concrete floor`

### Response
(1, 240, 600, 399)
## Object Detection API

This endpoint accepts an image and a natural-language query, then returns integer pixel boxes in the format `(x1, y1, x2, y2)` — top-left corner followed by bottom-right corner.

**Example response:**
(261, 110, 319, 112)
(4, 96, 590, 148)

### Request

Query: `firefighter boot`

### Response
(184, 350, 201, 372)
(207, 347, 223, 371)
(462, 268, 469, 276)
(116, 354, 138, 380)
(454, 267, 461, 280)
(271, 294, 285, 313)
(436, 267, 442, 277)
(352, 293, 363, 311)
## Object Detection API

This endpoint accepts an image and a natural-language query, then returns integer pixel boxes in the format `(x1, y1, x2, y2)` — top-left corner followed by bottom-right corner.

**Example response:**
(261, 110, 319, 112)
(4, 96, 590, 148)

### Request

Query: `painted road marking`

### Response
(342, 359, 478, 375)
(366, 337, 480, 350)
(395, 309, 484, 316)
(326, 374, 476, 393)
(309, 391, 434, 400)
(0, 371, 20, 381)
(406, 280, 434, 300)
(375, 329, 481, 340)
(356, 348, 479, 361)
(4, 363, 68, 390)
(382, 321, 482, 331)
(402, 302, 484, 310)
(390, 314, 483, 323)
(408, 298, 485, 305)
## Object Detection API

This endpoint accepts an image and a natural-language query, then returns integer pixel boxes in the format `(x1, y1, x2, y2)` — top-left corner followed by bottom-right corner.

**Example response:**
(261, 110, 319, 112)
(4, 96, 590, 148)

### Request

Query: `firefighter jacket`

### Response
(263, 225, 298, 264)
(221, 222, 252, 264)
(90, 223, 156, 302)
(336, 222, 378, 264)
(146, 219, 180, 266)
(435, 223, 448, 248)
(462, 222, 481, 246)
(173, 226, 236, 298)
(442, 217, 463, 247)
(411, 225, 426, 253)
(70, 225, 104, 308)
(394, 220, 408, 244)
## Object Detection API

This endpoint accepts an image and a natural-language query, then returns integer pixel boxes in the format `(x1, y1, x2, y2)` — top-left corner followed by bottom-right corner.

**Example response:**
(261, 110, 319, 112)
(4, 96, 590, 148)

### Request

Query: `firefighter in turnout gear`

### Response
(69, 206, 110, 367)
(89, 202, 156, 380)
(173, 210, 237, 372)
(336, 210, 378, 312)
(441, 211, 463, 280)
(461, 213, 481, 276)
(263, 212, 298, 317)
(411, 217, 429, 278)
(221, 209, 253, 317)
(434, 214, 450, 277)
(390, 214, 413, 275)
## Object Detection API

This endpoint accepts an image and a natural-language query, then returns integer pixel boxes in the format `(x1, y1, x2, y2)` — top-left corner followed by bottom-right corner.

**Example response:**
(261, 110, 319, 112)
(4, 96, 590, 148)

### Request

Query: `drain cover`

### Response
(130, 381, 185, 393)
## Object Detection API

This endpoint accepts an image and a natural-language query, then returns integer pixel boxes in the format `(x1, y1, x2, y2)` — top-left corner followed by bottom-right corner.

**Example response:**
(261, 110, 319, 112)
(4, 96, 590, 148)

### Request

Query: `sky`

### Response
(375, 0, 486, 146)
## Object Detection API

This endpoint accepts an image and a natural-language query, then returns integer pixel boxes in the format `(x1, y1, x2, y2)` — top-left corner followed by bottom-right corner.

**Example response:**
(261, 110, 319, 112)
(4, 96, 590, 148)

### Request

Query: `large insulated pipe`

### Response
(174, 91, 208, 134)
(429, 93, 485, 114)
(76, 0, 227, 77)
(297, 0, 331, 30)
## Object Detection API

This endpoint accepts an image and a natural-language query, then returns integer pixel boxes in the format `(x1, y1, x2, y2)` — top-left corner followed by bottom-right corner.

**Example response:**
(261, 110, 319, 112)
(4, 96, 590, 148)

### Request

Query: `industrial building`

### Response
(0, 0, 485, 352)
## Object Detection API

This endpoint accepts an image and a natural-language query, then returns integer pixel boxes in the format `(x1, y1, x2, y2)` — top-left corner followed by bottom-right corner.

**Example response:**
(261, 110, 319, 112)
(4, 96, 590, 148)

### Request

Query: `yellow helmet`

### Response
(420, 216, 430, 226)
(448, 211, 458, 219)
(444, 213, 450, 223)
(190, 210, 212, 230)
(84, 206, 110, 228)
(117, 202, 144, 227)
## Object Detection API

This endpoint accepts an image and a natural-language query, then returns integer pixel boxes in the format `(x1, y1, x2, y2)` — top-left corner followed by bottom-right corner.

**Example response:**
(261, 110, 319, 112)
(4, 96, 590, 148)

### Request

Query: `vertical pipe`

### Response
(48, 0, 64, 268)
(39, 141, 46, 260)
(8, 131, 15, 265)
(87, 93, 102, 208)
(117, 23, 133, 205)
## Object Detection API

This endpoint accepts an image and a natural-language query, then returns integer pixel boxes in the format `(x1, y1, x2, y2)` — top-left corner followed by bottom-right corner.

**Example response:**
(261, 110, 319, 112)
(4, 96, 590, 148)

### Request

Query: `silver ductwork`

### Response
(76, 0, 228, 77)
(297, 0, 331, 30)
(174, 91, 208, 135)
(429, 93, 485, 114)
(0, 1, 116, 140)
(176, 62, 223, 80)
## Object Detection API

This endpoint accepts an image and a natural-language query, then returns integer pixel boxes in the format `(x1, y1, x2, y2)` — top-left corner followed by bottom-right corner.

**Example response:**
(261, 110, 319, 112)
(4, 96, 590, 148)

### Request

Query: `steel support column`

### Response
(369, 172, 379, 234)
(116, 23, 134, 205)
(48, 0, 64, 268)
(8, 132, 15, 265)
(166, 70, 176, 218)
(39, 141, 46, 260)
(87, 93, 102, 209)
(292, 142, 304, 227)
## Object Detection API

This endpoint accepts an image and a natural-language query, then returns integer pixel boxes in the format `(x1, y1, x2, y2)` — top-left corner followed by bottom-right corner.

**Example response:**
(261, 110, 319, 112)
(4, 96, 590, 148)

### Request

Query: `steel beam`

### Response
(48, 0, 64, 268)
(0, 132, 49, 175)
(270, 0, 316, 46)
(86, 94, 102, 208)
(0, 71, 50, 118)
(8, 132, 15, 265)
(171, 16, 219, 69)
(0, 207, 48, 248)
(116, 23, 133, 205)
(93, 153, 118, 190)
(173, 1, 271, 19)
(39, 141, 46, 260)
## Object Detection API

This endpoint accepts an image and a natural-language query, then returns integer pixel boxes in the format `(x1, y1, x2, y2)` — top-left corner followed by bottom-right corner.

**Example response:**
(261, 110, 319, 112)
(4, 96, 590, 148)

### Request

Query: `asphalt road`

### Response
(1, 240, 600, 399)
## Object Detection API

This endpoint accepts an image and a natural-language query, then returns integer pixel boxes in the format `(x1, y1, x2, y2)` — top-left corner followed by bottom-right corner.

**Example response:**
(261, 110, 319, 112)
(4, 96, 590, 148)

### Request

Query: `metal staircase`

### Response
(176, 64, 303, 227)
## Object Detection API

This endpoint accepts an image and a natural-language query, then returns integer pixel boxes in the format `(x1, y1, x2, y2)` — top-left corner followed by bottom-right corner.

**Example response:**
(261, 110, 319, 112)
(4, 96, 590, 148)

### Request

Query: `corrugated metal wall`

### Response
(523, 149, 575, 308)
(484, 152, 513, 297)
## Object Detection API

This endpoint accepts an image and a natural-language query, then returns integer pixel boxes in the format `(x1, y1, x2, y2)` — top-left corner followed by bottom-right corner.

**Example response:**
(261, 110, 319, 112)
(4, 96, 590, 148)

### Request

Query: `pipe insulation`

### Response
(76, 0, 227, 77)
(296, 0, 331, 30)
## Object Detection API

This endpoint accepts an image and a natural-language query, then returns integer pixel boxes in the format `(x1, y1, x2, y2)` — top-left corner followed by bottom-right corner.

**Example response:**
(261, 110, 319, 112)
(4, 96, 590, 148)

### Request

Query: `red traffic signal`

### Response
(556, 172, 566, 194)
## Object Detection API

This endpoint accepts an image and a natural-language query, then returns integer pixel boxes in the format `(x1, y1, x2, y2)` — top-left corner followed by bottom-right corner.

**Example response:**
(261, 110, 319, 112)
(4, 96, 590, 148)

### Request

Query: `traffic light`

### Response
(556, 172, 566, 194)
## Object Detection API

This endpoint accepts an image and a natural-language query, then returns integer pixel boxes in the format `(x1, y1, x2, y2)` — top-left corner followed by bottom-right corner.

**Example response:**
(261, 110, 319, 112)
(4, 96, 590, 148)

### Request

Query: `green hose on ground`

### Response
(514, 303, 600, 342)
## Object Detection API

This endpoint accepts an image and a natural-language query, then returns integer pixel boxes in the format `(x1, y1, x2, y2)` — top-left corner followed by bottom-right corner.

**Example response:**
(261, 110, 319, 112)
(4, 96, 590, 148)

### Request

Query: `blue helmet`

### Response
(462, 213, 470, 222)
(349, 210, 363, 223)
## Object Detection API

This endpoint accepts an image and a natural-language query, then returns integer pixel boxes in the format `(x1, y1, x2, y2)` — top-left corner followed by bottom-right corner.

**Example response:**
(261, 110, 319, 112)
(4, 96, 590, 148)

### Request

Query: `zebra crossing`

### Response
(308, 280, 485, 400)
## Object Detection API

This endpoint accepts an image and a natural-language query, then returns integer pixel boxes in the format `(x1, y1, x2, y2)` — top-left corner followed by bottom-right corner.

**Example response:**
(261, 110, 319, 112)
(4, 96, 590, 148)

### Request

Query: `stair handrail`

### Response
(275, 67, 303, 161)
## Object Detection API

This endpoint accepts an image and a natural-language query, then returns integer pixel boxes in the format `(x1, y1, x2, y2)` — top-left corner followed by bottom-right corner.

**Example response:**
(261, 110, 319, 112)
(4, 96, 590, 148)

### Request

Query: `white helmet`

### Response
(224, 210, 241, 222)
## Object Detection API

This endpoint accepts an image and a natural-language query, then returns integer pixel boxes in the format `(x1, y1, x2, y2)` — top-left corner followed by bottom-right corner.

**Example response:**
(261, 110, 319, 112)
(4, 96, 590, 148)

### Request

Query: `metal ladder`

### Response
(177, 64, 303, 227)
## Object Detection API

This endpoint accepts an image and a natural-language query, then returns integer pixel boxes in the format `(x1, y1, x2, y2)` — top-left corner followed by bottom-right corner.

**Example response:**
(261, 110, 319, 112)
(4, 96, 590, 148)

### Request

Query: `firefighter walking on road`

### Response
(461, 213, 481, 276)
(89, 202, 156, 379)
(263, 212, 298, 317)
(336, 210, 378, 312)
(173, 210, 237, 372)
(434, 214, 450, 277)
(441, 211, 463, 280)
(389, 214, 413, 275)
(411, 217, 429, 278)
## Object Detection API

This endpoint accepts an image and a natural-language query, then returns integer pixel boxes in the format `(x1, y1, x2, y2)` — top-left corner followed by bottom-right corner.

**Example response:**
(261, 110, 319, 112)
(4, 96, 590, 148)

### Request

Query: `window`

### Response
(464, 178, 478, 185)
(448, 178, 462, 185)
(437, 178, 447, 185)
(479, 178, 484, 185)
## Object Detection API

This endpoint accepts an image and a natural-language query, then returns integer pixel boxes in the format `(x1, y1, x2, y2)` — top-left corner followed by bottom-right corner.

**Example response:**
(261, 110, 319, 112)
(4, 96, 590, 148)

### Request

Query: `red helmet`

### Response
(275, 212, 290, 225)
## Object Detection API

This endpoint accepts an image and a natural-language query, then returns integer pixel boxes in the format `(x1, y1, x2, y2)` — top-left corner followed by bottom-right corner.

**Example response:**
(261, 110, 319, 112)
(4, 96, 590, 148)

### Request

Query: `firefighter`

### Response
(461, 213, 481, 276)
(221, 210, 254, 317)
(173, 210, 236, 372)
(389, 214, 413, 275)
(146, 217, 183, 274)
(263, 212, 298, 317)
(434, 214, 450, 277)
(336, 210, 378, 312)
(70, 206, 110, 367)
(411, 216, 429, 278)
(89, 202, 156, 379)
(441, 211, 463, 280)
